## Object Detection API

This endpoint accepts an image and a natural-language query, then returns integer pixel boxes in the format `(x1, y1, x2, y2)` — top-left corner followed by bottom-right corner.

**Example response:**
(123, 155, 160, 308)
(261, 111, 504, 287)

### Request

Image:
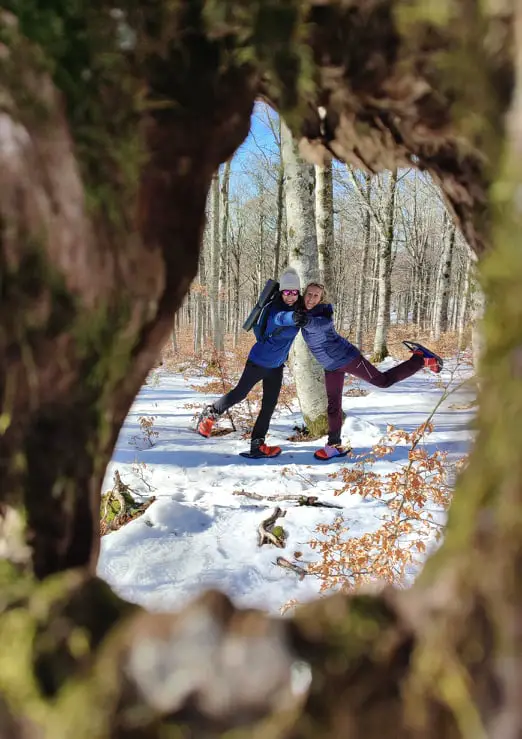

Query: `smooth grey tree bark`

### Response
(432, 213, 456, 340)
(373, 169, 398, 361)
(355, 172, 372, 350)
(315, 160, 335, 297)
(281, 119, 328, 437)
(457, 251, 473, 349)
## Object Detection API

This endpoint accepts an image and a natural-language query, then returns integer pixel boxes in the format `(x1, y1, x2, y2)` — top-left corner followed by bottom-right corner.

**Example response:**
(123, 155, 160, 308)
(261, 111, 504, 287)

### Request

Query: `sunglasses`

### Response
(282, 289, 299, 296)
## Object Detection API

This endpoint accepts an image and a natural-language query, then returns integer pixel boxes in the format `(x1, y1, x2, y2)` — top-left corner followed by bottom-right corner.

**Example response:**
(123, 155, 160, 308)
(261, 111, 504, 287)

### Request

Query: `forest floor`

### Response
(97, 351, 475, 615)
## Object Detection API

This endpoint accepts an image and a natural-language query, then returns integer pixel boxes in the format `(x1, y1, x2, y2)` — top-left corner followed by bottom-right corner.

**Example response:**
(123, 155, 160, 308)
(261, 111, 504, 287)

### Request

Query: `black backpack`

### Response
(243, 279, 280, 341)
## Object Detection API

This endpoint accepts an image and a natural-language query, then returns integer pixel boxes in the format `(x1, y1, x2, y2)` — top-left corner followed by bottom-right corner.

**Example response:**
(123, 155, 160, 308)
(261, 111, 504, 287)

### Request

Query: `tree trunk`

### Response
(210, 171, 224, 352)
(219, 159, 231, 330)
(315, 160, 335, 296)
(471, 268, 486, 373)
(274, 119, 285, 279)
(373, 170, 397, 361)
(0, 7, 254, 580)
(194, 290, 204, 354)
(281, 119, 328, 437)
(432, 215, 456, 340)
(258, 206, 265, 291)
(457, 254, 473, 349)
(355, 172, 372, 350)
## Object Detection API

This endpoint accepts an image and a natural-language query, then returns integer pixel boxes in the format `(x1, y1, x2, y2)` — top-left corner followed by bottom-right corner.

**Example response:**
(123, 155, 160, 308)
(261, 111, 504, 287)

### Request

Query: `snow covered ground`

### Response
(97, 355, 475, 615)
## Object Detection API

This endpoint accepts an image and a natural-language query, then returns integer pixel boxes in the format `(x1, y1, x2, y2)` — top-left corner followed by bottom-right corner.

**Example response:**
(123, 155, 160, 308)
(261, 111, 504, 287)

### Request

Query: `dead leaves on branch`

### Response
(129, 415, 159, 448)
(309, 421, 465, 593)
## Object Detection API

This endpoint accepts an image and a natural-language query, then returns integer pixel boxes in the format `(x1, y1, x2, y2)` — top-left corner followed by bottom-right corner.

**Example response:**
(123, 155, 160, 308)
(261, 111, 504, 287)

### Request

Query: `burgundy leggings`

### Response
(324, 353, 424, 445)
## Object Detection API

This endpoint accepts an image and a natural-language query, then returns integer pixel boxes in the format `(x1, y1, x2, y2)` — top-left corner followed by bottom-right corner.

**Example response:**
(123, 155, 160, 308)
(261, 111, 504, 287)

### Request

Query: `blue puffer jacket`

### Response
(301, 304, 360, 371)
(248, 296, 300, 368)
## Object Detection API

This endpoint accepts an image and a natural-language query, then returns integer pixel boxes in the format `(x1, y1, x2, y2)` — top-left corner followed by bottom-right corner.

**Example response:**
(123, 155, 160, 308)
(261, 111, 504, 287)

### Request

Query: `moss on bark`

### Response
(1, 1, 521, 736)
(302, 412, 328, 439)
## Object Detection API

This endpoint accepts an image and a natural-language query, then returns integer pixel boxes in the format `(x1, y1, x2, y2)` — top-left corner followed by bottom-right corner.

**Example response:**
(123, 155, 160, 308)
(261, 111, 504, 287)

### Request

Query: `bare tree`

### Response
(210, 171, 224, 351)
(457, 249, 473, 349)
(220, 159, 232, 330)
(432, 214, 456, 340)
(281, 119, 328, 436)
(373, 169, 398, 361)
(355, 172, 372, 349)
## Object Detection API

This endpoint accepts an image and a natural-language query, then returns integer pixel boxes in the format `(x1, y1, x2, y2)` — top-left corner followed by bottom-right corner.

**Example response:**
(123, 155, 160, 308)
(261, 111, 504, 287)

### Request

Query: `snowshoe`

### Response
(196, 406, 217, 438)
(240, 440, 282, 459)
(314, 444, 351, 461)
(239, 447, 282, 459)
(403, 341, 443, 374)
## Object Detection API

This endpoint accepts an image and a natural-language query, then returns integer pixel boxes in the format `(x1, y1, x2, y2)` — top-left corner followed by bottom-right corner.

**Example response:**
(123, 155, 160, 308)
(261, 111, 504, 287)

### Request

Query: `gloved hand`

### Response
(293, 309, 309, 327)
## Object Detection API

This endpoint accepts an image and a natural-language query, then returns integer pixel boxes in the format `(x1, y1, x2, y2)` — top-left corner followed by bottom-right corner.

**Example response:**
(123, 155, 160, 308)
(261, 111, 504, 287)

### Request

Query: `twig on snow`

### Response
(275, 557, 308, 581)
(297, 495, 343, 509)
(234, 490, 342, 509)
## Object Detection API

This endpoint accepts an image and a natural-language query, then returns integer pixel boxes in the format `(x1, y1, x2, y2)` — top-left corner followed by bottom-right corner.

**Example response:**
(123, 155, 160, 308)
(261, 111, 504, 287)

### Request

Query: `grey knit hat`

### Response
(279, 267, 300, 291)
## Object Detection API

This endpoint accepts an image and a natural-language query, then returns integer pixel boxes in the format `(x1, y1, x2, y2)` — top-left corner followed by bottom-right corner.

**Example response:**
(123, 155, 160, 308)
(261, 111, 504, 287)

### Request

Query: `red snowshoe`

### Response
(403, 341, 443, 374)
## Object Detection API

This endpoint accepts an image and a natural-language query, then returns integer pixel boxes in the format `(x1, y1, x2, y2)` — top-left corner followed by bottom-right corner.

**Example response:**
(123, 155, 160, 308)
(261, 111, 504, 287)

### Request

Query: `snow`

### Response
(97, 355, 475, 615)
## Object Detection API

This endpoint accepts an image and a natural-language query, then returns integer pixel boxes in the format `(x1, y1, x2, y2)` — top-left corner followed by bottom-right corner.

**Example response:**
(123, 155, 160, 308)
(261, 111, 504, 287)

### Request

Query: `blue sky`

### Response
(228, 102, 280, 198)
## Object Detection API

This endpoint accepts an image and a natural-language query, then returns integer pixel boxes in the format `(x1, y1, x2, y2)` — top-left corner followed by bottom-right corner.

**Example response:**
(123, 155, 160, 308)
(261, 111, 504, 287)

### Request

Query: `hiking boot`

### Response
(250, 438, 282, 458)
(403, 340, 443, 374)
(196, 406, 217, 438)
(314, 443, 351, 461)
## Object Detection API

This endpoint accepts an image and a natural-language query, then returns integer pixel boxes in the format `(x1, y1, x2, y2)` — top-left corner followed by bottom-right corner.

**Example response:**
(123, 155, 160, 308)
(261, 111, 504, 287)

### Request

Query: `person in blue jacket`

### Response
(297, 282, 443, 460)
(196, 268, 304, 458)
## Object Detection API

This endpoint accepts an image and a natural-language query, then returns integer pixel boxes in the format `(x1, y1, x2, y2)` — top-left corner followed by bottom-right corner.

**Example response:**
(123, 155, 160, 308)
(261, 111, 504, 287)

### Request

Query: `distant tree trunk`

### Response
(458, 253, 473, 349)
(411, 261, 420, 325)
(432, 215, 456, 340)
(258, 206, 265, 291)
(229, 219, 243, 347)
(219, 160, 231, 331)
(210, 171, 224, 351)
(315, 160, 335, 296)
(471, 266, 485, 372)
(355, 172, 372, 350)
(368, 248, 379, 328)
(194, 290, 204, 353)
(281, 119, 328, 437)
(274, 119, 284, 279)
(417, 267, 431, 330)
(373, 169, 397, 361)
(171, 318, 178, 353)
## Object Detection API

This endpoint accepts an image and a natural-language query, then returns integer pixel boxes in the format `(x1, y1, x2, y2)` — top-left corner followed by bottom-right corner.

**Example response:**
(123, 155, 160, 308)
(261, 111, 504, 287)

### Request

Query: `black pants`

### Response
(212, 360, 284, 441)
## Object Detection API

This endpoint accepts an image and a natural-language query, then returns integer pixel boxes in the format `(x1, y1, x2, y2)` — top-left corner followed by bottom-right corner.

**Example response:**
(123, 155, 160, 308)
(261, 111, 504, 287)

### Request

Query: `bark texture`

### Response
(281, 119, 328, 436)
(432, 216, 456, 341)
(0, 1, 520, 738)
(315, 160, 335, 296)
(372, 169, 397, 361)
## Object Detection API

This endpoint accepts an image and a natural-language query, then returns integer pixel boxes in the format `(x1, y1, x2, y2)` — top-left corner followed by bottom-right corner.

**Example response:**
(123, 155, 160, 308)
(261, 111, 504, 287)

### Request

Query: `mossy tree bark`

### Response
(0, 1, 521, 737)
